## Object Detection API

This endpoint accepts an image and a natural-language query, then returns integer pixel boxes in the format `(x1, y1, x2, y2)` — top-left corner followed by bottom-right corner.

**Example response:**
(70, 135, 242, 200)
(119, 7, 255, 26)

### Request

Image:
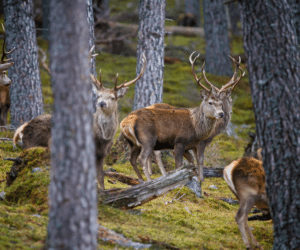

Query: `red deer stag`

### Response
(91, 53, 146, 189)
(13, 53, 147, 191)
(121, 52, 244, 182)
(223, 157, 270, 250)
(145, 53, 244, 177)
(0, 24, 15, 127)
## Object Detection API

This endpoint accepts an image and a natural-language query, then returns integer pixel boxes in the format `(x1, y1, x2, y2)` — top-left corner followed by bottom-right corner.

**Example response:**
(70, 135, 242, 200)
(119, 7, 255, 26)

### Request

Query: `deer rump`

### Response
(122, 107, 206, 152)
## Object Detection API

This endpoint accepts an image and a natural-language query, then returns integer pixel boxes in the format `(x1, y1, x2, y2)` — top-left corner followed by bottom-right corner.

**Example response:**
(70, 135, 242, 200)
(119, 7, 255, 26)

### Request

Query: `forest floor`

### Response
(0, 5, 274, 249)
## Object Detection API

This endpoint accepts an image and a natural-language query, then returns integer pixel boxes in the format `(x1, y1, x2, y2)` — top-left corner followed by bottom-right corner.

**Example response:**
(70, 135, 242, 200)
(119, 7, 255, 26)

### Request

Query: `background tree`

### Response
(228, 2, 240, 36)
(41, 0, 50, 40)
(133, 0, 166, 110)
(47, 0, 98, 248)
(203, 0, 232, 76)
(4, 0, 44, 127)
(184, 0, 200, 27)
(239, 1, 300, 249)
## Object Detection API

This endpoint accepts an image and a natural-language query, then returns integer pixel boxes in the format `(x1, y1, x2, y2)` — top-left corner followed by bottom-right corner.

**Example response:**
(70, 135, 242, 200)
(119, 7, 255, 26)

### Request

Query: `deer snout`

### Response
(98, 101, 107, 108)
(218, 112, 224, 118)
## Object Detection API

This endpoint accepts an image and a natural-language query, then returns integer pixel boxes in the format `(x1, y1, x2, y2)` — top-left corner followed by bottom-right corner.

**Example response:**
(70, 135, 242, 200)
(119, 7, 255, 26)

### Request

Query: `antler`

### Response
(114, 53, 147, 91)
(1, 24, 15, 64)
(219, 55, 244, 93)
(90, 69, 103, 90)
(189, 51, 211, 92)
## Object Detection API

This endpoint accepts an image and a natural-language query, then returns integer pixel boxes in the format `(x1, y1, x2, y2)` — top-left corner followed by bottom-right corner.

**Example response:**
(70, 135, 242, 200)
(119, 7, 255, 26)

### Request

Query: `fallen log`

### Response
(99, 164, 197, 209)
(104, 171, 142, 186)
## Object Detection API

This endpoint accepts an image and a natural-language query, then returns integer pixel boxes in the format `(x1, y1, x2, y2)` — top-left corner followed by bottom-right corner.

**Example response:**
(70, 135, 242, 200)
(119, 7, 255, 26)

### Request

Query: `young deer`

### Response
(92, 54, 146, 189)
(223, 157, 270, 250)
(0, 24, 15, 127)
(145, 54, 244, 177)
(121, 52, 244, 182)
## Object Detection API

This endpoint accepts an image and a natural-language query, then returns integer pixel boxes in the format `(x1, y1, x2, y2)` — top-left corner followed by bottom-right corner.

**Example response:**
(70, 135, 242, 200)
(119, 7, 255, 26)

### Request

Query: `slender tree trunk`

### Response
(203, 0, 232, 76)
(133, 0, 165, 110)
(47, 0, 98, 248)
(41, 0, 50, 40)
(4, 0, 44, 127)
(185, 0, 200, 27)
(240, 1, 300, 249)
(228, 2, 240, 36)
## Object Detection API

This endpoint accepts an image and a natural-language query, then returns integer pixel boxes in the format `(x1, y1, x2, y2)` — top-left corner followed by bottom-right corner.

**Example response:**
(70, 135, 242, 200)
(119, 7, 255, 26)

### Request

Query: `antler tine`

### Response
(114, 53, 147, 90)
(90, 73, 102, 91)
(1, 23, 15, 64)
(219, 55, 243, 92)
(202, 67, 219, 93)
(189, 51, 210, 92)
(89, 45, 98, 59)
(113, 73, 119, 90)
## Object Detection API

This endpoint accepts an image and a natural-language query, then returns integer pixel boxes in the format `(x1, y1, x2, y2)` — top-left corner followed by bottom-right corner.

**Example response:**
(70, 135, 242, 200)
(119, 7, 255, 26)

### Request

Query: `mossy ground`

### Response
(0, 5, 273, 249)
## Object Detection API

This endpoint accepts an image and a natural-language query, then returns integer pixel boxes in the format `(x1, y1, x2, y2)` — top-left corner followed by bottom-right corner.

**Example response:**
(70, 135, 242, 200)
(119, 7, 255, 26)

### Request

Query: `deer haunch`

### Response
(223, 157, 270, 250)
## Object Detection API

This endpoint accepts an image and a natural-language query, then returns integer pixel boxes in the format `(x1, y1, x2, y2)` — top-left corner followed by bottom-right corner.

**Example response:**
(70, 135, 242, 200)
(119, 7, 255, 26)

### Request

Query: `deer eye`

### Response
(110, 96, 115, 101)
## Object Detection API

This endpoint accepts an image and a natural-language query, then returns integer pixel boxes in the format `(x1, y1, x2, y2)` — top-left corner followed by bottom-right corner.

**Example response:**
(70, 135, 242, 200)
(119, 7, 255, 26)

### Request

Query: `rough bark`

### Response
(41, 0, 50, 40)
(4, 0, 44, 127)
(228, 2, 240, 36)
(203, 0, 232, 76)
(184, 0, 200, 27)
(99, 165, 197, 209)
(239, 1, 300, 249)
(133, 0, 166, 110)
(47, 0, 98, 248)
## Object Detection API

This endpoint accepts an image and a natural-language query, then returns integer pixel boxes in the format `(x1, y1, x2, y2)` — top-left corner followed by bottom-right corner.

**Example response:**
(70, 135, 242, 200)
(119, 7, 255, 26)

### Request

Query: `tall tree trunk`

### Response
(239, 1, 300, 249)
(203, 0, 232, 76)
(47, 0, 98, 248)
(228, 2, 240, 36)
(4, 0, 44, 127)
(87, 0, 98, 112)
(185, 0, 200, 27)
(41, 0, 50, 40)
(133, 0, 166, 110)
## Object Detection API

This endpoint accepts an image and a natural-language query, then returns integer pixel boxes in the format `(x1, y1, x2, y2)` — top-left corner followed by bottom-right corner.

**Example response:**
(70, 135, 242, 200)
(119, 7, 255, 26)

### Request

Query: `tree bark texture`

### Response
(228, 2, 240, 36)
(185, 0, 200, 27)
(4, 0, 44, 127)
(41, 0, 50, 40)
(133, 0, 166, 110)
(239, 1, 300, 249)
(87, 0, 98, 112)
(203, 0, 232, 77)
(47, 0, 98, 249)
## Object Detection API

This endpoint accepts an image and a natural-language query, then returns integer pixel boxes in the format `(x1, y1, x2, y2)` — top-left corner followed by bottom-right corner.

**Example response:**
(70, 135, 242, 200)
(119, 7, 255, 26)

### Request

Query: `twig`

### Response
(163, 185, 185, 205)
(38, 47, 51, 75)
(4, 157, 22, 163)
(0, 125, 16, 130)
(0, 138, 12, 141)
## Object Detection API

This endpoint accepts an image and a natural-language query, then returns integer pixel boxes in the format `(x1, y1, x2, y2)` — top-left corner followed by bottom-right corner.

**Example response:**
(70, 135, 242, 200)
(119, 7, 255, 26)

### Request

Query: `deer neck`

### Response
(190, 106, 218, 140)
(94, 109, 118, 141)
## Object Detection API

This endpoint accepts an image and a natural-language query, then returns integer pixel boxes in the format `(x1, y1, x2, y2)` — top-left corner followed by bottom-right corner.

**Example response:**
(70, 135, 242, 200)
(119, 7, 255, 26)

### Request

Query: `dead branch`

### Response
(4, 157, 22, 163)
(38, 47, 51, 75)
(138, 235, 181, 250)
(99, 164, 197, 209)
(104, 171, 142, 186)
(0, 138, 12, 141)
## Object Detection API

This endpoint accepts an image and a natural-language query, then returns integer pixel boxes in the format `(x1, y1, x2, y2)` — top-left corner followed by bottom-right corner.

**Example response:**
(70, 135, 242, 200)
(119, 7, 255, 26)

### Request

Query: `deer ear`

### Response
(116, 87, 128, 99)
(220, 89, 232, 98)
(200, 89, 209, 100)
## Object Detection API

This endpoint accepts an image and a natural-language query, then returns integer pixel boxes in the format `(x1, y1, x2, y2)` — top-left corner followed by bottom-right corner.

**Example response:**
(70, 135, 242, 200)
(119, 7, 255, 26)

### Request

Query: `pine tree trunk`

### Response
(47, 0, 98, 248)
(4, 0, 44, 127)
(228, 2, 240, 36)
(41, 0, 50, 40)
(133, 0, 165, 110)
(239, 1, 300, 249)
(203, 0, 232, 76)
(185, 0, 200, 27)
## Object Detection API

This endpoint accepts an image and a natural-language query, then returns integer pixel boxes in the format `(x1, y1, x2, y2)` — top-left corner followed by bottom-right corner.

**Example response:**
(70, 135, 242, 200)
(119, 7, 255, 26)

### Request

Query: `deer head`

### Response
(90, 54, 147, 115)
(0, 24, 15, 86)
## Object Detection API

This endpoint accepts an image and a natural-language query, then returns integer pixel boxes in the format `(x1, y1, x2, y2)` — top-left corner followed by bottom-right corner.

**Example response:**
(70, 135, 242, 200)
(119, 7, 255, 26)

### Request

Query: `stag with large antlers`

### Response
(92, 54, 146, 189)
(144, 53, 245, 178)
(121, 52, 244, 182)
(0, 24, 15, 127)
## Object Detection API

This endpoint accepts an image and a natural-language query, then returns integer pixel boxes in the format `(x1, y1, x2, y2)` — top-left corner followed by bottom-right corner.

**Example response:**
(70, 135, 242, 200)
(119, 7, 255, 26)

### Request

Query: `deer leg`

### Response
(154, 150, 167, 176)
(147, 157, 153, 176)
(195, 143, 206, 182)
(235, 195, 259, 250)
(174, 144, 185, 169)
(129, 146, 144, 180)
(139, 147, 153, 181)
(96, 157, 105, 190)
(183, 150, 195, 167)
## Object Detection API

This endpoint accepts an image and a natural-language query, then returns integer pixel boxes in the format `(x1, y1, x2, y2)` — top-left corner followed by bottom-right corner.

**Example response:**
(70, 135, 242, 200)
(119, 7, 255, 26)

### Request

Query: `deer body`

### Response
(121, 88, 224, 181)
(223, 157, 270, 250)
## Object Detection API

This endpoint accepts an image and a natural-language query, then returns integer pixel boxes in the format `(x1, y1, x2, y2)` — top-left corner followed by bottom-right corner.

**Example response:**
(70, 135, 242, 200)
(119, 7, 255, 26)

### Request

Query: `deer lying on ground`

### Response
(121, 52, 244, 182)
(13, 53, 147, 190)
(0, 24, 15, 127)
(223, 157, 270, 250)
